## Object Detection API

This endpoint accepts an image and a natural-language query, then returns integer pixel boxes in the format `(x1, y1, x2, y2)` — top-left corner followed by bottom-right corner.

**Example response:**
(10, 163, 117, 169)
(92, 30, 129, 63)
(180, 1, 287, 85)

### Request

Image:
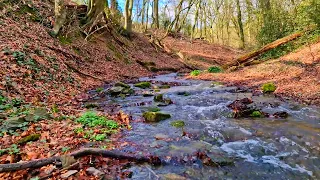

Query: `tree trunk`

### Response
(110, 0, 117, 13)
(124, 0, 134, 32)
(236, 0, 245, 49)
(153, 0, 159, 28)
(52, 0, 67, 36)
(145, 0, 149, 31)
(227, 31, 303, 67)
(192, 1, 200, 39)
(87, 0, 107, 24)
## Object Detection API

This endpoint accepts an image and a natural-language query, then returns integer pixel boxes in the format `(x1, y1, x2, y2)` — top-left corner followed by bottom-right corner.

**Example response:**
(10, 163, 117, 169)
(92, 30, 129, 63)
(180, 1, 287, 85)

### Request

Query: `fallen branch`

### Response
(0, 148, 156, 173)
(226, 31, 304, 68)
(64, 62, 104, 81)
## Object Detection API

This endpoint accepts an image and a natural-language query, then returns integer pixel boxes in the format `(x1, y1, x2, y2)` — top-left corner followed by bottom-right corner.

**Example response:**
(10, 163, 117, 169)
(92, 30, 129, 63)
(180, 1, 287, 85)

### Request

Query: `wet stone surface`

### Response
(89, 73, 320, 179)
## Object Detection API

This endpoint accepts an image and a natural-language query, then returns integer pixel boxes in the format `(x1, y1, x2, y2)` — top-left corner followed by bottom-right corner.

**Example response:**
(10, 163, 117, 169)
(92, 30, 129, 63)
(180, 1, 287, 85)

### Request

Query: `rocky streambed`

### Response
(87, 73, 320, 180)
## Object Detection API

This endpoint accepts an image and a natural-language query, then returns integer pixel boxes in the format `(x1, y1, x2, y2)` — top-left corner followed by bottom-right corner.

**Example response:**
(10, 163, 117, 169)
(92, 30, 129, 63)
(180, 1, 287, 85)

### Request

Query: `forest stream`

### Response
(88, 73, 320, 180)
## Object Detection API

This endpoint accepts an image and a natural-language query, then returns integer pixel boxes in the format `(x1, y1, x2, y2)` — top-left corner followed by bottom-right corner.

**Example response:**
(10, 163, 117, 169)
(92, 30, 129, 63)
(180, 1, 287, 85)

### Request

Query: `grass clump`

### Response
(208, 66, 223, 73)
(76, 111, 118, 129)
(261, 83, 277, 93)
(190, 70, 201, 76)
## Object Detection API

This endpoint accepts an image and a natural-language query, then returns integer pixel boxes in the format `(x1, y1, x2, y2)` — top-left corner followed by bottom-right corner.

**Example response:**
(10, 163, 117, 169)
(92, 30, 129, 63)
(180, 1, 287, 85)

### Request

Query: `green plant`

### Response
(7, 144, 20, 155)
(208, 66, 223, 73)
(96, 87, 104, 93)
(61, 146, 70, 153)
(74, 127, 84, 134)
(11, 98, 23, 107)
(12, 51, 26, 65)
(76, 111, 118, 129)
(250, 111, 264, 118)
(92, 134, 106, 141)
(190, 70, 201, 76)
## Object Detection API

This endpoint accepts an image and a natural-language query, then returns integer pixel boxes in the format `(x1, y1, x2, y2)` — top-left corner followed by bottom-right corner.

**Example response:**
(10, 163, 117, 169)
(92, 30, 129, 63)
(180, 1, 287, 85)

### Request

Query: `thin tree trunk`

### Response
(153, 0, 159, 28)
(236, 0, 245, 48)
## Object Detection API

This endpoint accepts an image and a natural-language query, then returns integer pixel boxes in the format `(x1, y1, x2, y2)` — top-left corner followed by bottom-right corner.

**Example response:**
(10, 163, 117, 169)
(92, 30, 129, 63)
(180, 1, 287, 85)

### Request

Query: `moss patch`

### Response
(134, 82, 151, 89)
(208, 66, 223, 73)
(18, 134, 41, 145)
(154, 94, 164, 102)
(261, 83, 277, 93)
(190, 70, 201, 76)
(115, 82, 130, 88)
(143, 112, 171, 122)
(147, 107, 161, 112)
(170, 120, 185, 128)
(250, 111, 264, 118)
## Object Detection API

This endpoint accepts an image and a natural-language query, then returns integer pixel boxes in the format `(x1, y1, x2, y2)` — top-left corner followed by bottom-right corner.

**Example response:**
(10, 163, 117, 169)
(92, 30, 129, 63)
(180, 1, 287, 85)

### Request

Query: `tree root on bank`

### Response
(0, 148, 160, 173)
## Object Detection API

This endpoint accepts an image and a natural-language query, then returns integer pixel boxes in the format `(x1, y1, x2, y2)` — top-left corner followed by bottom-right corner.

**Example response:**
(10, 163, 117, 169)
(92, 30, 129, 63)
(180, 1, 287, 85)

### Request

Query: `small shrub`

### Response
(190, 70, 201, 76)
(208, 66, 223, 73)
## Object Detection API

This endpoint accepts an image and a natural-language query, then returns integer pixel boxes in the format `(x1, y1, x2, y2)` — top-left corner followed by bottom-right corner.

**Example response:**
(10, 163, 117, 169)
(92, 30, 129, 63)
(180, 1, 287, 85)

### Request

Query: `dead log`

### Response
(226, 31, 304, 67)
(0, 148, 157, 172)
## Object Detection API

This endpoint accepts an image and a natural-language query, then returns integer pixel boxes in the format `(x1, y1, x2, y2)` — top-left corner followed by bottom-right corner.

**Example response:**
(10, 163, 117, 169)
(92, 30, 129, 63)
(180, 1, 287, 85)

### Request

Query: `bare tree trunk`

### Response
(192, 0, 200, 39)
(236, 0, 245, 48)
(52, 0, 67, 36)
(87, 0, 107, 24)
(153, 0, 159, 28)
(145, 0, 149, 31)
(124, 0, 134, 32)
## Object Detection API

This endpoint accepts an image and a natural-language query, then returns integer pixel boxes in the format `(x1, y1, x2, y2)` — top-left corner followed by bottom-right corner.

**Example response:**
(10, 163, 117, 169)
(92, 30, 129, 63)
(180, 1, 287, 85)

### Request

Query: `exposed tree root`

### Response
(0, 148, 160, 172)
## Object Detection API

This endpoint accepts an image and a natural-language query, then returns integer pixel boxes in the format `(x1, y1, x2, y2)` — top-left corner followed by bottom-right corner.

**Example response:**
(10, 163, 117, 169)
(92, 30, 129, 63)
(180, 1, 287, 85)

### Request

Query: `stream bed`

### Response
(91, 73, 320, 180)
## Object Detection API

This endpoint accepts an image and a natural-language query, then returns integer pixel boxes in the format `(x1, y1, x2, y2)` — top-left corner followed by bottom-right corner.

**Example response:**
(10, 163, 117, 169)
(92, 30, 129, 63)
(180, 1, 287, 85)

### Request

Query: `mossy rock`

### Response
(170, 120, 185, 128)
(261, 83, 277, 93)
(250, 111, 264, 118)
(190, 70, 201, 76)
(18, 134, 41, 145)
(2, 116, 27, 130)
(134, 82, 151, 89)
(143, 112, 171, 122)
(115, 82, 130, 88)
(154, 94, 164, 102)
(159, 85, 171, 89)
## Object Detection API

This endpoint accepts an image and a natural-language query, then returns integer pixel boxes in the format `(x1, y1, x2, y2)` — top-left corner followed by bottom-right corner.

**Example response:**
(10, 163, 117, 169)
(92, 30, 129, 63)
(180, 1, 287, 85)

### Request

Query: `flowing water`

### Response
(93, 73, 320, 180)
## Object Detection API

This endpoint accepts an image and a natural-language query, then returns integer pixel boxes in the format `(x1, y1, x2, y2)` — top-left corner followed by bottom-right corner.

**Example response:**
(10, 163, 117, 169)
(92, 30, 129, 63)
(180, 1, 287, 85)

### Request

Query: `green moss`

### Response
(170, 120, 185, 128)
(154, 94, 164, 102)
(143, 112, 171, 122)
(261, 83, 277, 93)
(190, 70, 201, 76)
(208, 66, 223, 73)
(96, 87, 104, 93)
(18, 134, 40, 145)
(115, 82, 130, 88)
(250, 111, 264, 118)
(147, 107, 161, 112)
(134, 82, 151, 89)
(58, 35, 72, 45)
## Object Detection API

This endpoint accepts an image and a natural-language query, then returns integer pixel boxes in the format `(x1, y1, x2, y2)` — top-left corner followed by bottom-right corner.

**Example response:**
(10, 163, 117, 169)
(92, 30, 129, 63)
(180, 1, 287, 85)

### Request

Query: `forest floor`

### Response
(159, 33, 320, 105)
(0, 0, 319, 179)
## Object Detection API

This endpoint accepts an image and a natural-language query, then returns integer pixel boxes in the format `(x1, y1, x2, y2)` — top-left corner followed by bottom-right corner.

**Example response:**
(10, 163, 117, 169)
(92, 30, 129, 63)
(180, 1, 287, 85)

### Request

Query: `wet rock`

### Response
(115, 82, 130, 88)
(61, 170, 78, 179)
(170, 120, 185, 128)
(177, 92, 191, 96)
(154, 94, 173, 106)
(261, 83, 277, 93)
(147, 107, 161, 112)
(17, 133, 41, 145)
(134, 82, 151, 89)
(86, 167, 104, 177)
(143, 92, 154, 97)
(108, 86, 134, 97)
(155, 134, 169, 140)
(143, 112, 171, 122)
(159, 85, 171, 89)
(161, 173, 187, 180)
(273, 111, 289, 118)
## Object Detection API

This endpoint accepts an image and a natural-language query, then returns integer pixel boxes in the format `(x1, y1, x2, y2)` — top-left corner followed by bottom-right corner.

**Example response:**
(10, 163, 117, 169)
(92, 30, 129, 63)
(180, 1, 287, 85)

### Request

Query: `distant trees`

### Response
(52, 0, 319, 48)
